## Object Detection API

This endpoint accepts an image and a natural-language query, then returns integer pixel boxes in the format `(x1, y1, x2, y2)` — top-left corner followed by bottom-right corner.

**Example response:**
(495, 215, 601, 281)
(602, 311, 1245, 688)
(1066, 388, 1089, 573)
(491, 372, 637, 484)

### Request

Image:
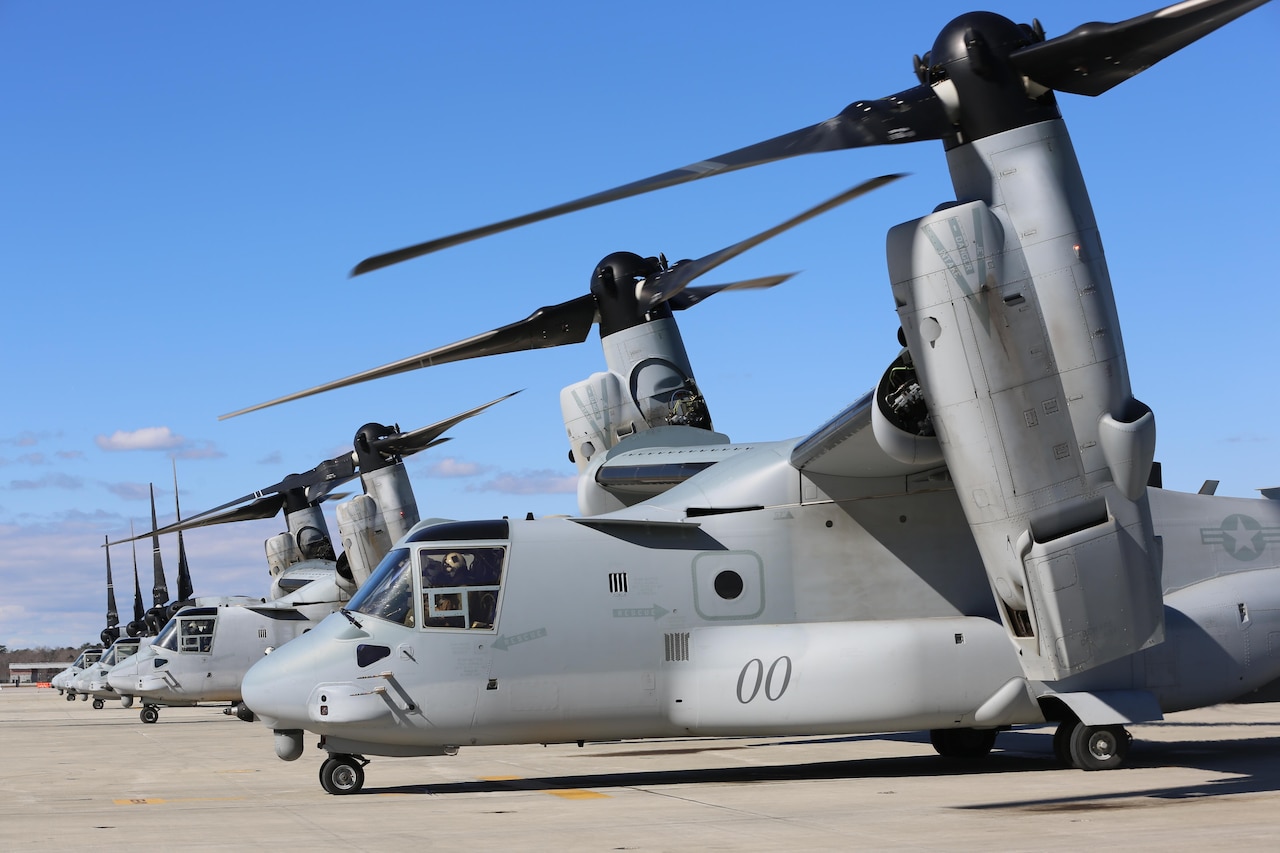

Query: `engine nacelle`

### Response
(360, 464, 420, 545)
(337, 494, 392, 590)
(265, 532, 302, 579)
(888, 122, 1164, 681)
(561, 370, 637, 475)
(562, 317, 712, 476)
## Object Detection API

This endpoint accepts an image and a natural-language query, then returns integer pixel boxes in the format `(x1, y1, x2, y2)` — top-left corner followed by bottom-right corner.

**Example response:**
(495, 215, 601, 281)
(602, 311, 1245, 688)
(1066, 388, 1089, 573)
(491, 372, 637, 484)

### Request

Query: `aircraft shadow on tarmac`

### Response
(362, 730, 1280, 802)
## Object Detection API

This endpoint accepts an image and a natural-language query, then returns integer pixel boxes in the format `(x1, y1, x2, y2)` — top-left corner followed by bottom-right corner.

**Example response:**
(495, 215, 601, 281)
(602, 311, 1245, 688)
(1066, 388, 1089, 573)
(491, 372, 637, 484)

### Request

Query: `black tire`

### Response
(140, 706, 159, 724)
(319, 755, 366, 795)
(1052, 720, 1075, 767)
(929, 727, 997, 759)
(92, 698, 105, 710)
(66, 692, 75, 702)
(1068, 723, 1130, 771)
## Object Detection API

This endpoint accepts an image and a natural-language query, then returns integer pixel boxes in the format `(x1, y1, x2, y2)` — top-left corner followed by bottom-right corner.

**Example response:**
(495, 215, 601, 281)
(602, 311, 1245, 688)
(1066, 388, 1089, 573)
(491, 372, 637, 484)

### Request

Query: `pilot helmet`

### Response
(444, 552, 467, 573)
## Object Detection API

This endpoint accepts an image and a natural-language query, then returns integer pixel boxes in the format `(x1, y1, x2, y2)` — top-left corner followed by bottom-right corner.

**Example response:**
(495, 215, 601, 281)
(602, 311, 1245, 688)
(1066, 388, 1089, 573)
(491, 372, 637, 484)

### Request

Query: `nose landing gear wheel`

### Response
(140, 705, 160, 724)
(92, 698, 105, 710)
(319, 755, 367, 795)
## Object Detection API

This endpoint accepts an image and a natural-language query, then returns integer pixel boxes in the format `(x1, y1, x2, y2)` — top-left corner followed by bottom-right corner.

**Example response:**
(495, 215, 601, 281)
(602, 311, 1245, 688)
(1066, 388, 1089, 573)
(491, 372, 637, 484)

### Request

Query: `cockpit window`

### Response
(415, 546, 505, 631)
(83, 649, 103, 666)
(346, 544, 506, 629)
(153, 619, 180, 652)
(179, 616, 215, 653)
(348, 547, 414, 625)
(99, 639, 139, 667)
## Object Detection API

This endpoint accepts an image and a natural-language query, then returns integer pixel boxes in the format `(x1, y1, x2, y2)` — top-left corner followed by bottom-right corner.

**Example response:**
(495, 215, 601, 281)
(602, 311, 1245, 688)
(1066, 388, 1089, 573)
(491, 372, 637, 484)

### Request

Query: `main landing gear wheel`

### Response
(140, 705, 160, 724)
(929, 727, 998, 759)
(65, 692, 75, 702)
(1054, 719, 1131, 770)
(319, 755, 367, 795)
(92, 698, 105, 710)
(1052, 722, 1073, 766)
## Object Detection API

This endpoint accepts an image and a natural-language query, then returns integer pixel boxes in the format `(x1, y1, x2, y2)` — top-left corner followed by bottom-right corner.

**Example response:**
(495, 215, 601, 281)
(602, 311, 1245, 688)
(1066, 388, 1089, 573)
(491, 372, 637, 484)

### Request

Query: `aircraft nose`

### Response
(242, 611, 353, 730)
(241, 650, 292, 728)
(106, 661, 136, 693)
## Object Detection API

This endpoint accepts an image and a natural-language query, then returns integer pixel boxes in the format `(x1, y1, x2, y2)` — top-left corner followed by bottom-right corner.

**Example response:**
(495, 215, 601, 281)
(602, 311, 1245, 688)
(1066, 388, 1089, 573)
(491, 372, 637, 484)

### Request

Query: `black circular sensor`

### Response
(714, 570, 744, 600)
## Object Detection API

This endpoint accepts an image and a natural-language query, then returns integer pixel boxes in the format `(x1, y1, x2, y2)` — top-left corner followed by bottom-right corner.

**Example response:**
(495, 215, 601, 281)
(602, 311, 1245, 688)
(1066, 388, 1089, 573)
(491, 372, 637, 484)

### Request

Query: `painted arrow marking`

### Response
(612, 604, 669, 620)
(492, 627, 548, 651)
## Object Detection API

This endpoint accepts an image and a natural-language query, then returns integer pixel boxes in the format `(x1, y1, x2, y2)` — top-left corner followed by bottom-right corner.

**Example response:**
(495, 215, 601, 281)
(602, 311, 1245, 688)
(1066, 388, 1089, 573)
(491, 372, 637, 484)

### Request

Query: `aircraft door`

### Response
(407, 544, 507, 738)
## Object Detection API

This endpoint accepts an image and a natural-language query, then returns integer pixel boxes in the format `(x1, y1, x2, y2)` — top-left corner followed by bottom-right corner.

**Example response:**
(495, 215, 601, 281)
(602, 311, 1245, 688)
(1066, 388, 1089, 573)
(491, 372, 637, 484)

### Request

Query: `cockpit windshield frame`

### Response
(346, 539, 507, 631)
(152, 619, 180, 652)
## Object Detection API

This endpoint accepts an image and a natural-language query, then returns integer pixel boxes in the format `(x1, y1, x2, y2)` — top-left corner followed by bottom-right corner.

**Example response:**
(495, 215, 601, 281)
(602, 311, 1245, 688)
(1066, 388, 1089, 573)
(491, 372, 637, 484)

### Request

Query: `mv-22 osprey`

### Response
(105, 397, 513, 723)
(238, 0, 1280, 794)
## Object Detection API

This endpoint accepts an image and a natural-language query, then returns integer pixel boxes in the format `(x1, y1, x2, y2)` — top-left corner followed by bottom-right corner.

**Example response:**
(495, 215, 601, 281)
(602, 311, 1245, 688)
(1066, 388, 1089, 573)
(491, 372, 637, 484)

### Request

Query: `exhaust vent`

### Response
(664, 632, 690, 662)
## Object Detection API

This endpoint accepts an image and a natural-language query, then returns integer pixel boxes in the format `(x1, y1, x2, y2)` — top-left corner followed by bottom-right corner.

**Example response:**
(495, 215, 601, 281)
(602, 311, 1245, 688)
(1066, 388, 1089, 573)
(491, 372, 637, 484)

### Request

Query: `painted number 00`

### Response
(736, 656, 792, 704)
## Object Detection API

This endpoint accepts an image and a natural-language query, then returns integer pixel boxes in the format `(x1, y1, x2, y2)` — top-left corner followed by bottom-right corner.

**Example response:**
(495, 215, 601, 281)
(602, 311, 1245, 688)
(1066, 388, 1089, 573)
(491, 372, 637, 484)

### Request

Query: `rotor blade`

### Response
(639, 175, 903, 307)
(107, 493, 288, 546)
(667, 273, 795, 311)
(372, 391, 521, 457)
(131, 530, 145, 625)
(104, 536, 119, 629)
(142, 453, 358, 533)
(221, 297, 595, 419)
(173, 460, 194, 602)
(148, 484, 169, 607)
(351, 87, 946, 275)
(291, 455, 360, 504)
(1010, 0, 1270, 97)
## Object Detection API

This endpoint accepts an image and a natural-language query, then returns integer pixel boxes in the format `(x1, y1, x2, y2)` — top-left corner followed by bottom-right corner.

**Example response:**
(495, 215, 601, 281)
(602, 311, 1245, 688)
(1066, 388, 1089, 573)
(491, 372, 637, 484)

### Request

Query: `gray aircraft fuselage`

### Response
(243, 440, 1280, 757)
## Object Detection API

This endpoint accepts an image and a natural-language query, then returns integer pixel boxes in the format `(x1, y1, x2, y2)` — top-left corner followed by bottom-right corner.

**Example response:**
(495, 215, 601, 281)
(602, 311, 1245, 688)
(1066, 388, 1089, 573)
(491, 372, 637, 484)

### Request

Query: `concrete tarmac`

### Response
(3, 685, 1279, 851)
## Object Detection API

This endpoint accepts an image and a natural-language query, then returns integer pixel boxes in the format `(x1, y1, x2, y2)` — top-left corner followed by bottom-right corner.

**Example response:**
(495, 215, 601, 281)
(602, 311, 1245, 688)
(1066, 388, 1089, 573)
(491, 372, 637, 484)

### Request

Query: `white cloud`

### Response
(0, 511, 283, 649)
(95, 427, 186, 452)
(427, 457, 486, 478)
(104, 481, 155, 502)
(473, 470, 577, 495)
(173, 441, 225, 460)
(8, 472, 84, 491)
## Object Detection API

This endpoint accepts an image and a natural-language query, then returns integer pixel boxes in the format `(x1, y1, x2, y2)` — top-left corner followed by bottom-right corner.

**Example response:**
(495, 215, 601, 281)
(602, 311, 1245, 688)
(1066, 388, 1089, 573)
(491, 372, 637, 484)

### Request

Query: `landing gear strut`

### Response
(319, 754, 368, 795)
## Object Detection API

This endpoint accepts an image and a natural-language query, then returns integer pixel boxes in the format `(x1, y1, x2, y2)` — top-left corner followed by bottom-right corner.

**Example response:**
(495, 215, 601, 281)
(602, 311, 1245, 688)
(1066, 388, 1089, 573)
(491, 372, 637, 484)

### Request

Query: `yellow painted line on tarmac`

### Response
(114, 797, 247, 805)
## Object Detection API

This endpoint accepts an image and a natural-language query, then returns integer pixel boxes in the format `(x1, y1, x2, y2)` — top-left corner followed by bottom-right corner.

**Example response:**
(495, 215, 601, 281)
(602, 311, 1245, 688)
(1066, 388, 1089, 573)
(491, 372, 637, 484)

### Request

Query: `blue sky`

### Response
(3, 1, 1277, 649)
